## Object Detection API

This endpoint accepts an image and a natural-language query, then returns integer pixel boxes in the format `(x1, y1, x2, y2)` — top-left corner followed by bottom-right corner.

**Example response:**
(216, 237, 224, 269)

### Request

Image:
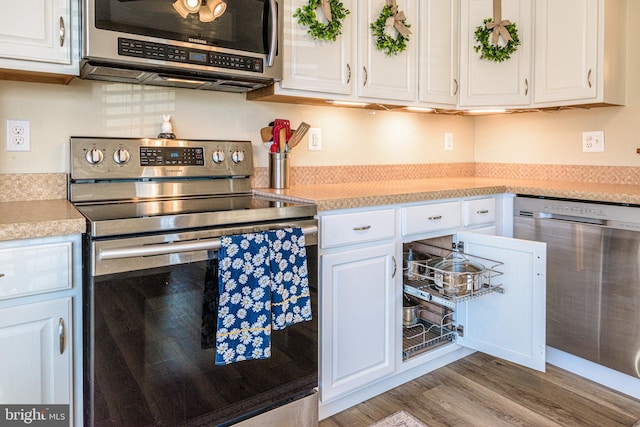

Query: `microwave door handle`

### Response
(266, 0, 277, 67)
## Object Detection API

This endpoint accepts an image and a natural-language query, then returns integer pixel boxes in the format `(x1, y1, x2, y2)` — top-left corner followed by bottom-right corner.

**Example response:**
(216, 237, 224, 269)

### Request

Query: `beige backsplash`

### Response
(0, 173, 67, 202)
(4, 163, 640, 202)
(253, 162, 640, 188)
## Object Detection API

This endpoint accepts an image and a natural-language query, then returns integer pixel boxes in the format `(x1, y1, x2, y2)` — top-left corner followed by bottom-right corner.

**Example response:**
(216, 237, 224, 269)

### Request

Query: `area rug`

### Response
(369, 411, 427, 427)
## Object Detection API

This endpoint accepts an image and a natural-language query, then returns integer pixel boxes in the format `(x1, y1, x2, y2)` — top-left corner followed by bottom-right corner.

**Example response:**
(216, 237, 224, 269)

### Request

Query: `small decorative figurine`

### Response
(158, 114, 176, 139)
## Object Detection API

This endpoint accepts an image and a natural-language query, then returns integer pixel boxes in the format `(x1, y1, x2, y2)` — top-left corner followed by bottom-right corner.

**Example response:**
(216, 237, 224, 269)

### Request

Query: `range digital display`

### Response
(140, 146, 205, 166)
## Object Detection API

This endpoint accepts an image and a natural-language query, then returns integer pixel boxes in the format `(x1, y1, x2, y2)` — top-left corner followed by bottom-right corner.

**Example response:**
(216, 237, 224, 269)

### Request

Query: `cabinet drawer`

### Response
(321, 209, 395, 248)
(463, 198, 496, 227)
(0, 242, 72, 300)
(401, 202, 460, 236)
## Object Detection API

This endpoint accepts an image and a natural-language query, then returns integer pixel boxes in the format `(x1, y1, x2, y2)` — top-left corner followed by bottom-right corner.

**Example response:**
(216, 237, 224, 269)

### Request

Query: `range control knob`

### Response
(231, 150, 245, 164)
(212, 150, 226, 164)
(85, 148, 104, 165)
(113, 148, 131, 165)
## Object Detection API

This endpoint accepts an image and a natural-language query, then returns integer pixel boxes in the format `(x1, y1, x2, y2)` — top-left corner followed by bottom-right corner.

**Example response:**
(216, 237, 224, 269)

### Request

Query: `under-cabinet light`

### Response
(463, 109, 508, 115)
(405, 106, 435, 113)
(326, 100, 369, 107)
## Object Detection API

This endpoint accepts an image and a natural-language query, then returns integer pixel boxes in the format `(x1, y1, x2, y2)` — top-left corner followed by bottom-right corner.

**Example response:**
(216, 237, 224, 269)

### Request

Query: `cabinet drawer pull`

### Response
(353, 225, 372, 231)
(427, 215, 443, 221)
(587, 68, 592, 88)
(453, 78, 459, 96)
(346, 63, 351, 84)
(476, 209, 490, 214)
(58, 318, 66, 355)
(59, 17, 65, 47)
(0, 273, 4, 278)
(525, 78, 529, 96)
(363, 66, 368, 86)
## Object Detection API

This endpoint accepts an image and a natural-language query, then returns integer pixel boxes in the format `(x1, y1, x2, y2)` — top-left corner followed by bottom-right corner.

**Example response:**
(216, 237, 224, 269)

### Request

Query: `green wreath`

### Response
(474, 18, 520, 63)
(370, 4, 411, 56)
(293, 0, 350, 42)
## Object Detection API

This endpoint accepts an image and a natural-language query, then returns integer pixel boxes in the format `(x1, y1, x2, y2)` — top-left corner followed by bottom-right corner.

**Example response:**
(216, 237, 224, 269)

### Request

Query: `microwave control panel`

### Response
(117, 38, 264, 73)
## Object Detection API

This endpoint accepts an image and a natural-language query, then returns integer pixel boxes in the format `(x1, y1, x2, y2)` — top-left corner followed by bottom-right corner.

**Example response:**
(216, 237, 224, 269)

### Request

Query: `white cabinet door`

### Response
(418, 0, 459, 106)
(533, 0, 597, 104)
(358, 0, 418, 102)
(0, 0, 71, 65)
(321, 243, 396, 402)
(0, 297, 72, 404)
(281, 0, 354, 95)
(458, 0, 532, 108)
(455, 231, 546, 372)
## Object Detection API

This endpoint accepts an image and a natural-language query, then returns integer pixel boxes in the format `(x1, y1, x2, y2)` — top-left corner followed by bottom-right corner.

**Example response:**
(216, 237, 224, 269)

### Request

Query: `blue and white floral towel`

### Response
(215, 227, 312, 365)
(215, 233, 272, 365)
(267, 228, 312, 330)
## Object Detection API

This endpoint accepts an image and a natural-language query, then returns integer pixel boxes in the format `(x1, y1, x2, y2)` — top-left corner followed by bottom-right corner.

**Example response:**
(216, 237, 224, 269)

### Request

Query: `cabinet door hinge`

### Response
(456, 325, 464, 337)
(453, 241, 465, 253)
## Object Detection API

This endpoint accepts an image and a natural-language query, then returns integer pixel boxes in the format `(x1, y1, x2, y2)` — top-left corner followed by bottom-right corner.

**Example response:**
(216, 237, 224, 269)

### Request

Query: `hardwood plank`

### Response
(320, 353, 640, 427)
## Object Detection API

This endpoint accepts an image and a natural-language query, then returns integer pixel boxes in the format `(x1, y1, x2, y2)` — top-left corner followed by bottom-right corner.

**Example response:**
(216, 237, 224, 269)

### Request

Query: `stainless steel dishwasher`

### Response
(514, 196, 640, 379)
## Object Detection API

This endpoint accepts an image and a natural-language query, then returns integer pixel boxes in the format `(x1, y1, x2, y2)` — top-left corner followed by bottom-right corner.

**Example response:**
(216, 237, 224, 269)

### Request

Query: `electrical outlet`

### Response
(444, 132, 454, 151)
(6, 119, 31, 152)
(582, 131, 604, 152)
(308, 128, 322, 151)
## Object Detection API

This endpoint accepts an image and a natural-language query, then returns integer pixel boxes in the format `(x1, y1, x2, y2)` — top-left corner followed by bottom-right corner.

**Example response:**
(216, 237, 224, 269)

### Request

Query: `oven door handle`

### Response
(99, 225, 318, 260)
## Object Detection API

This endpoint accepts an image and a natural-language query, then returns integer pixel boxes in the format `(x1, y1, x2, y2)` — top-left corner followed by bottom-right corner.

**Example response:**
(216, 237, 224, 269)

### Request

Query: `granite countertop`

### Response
(254, 177, 640, 211)
(0, 200, 86, 242)
(3, 176, 640, 242)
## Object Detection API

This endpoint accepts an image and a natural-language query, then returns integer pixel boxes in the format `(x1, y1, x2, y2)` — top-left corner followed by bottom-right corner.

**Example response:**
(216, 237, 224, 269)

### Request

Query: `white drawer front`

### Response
(321, 209, 395, 248)
(0, 242, 72, 300)
(402, 202, 461, 236)
(463, 198, 496, 227)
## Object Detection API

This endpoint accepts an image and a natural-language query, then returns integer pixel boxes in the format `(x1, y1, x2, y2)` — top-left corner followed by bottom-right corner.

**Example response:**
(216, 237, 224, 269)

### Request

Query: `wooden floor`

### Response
(319, 353, 640, 427)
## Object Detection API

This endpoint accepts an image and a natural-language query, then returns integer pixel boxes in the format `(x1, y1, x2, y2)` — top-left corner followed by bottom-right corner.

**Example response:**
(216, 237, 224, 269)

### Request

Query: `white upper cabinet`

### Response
(458, 0, 533, 108)
(357, 0, 418, 102)
(0, 0, 78, 77)
(418, 0, 459, 106)
(533, 0, 626, 107)
(281, 0, 354, 95)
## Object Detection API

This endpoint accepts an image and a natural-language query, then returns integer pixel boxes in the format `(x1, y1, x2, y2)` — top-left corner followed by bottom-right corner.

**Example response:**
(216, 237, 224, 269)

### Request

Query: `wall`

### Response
(473, 0, 639, 167)
(2, 0, 637, 174)
(0, 79, 473, 174)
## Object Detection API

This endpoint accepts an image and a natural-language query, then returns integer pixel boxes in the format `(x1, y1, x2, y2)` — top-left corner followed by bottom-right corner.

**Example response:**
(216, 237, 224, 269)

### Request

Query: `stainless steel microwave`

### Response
(80, 0, 282, 92)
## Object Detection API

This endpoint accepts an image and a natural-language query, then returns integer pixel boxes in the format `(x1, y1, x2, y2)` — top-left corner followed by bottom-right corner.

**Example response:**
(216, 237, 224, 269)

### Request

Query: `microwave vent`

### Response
(85, 66, 147, 81)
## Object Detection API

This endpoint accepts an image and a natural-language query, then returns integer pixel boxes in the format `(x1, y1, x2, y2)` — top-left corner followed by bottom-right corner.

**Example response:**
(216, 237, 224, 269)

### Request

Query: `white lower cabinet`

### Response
(320, 243, 396, 402)
(318, 197, 547, 419)
(0, 297, 72, 404)
(0, 234, 81, 426)
(402, 231, 546, 371)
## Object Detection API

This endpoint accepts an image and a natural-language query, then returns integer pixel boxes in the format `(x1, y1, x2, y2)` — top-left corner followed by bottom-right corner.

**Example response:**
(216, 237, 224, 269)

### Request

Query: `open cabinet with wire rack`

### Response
(398, 231, 546, 371)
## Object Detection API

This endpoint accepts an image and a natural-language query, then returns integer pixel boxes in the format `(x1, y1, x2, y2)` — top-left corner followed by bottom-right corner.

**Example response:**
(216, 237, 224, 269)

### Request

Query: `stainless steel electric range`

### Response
(69, 137, 318, 426)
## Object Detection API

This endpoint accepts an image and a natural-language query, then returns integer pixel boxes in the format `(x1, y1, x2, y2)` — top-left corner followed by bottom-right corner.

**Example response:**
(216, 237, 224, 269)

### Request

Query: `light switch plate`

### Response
(582, 131, 604, 152)
(308, 128, 322, 151)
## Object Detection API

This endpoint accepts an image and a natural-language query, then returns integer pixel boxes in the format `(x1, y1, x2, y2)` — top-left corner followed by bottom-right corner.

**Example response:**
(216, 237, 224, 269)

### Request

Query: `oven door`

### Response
(83, 223, 318, 426)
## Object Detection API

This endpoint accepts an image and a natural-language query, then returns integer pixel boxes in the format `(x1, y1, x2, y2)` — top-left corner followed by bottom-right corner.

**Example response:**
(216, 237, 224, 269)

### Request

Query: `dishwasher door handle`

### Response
(532, 212, 606, 226)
